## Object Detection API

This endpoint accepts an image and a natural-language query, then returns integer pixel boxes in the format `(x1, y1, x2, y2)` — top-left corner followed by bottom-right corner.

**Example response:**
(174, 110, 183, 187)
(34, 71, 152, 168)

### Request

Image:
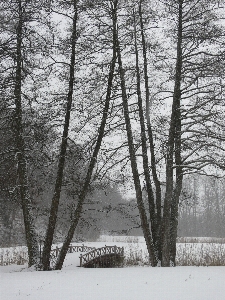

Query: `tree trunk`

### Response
(14, 0, 39, 267)
(139, 0, 163, 261)
(112, 1, 157, 267)
(170, 171, 183, 265)
(161, 0, 183, 267)
(42, 1, 78, 270)
(170, 69, 183, 265)
(133, 10, 158, 258)
(54, 21, 117, 270)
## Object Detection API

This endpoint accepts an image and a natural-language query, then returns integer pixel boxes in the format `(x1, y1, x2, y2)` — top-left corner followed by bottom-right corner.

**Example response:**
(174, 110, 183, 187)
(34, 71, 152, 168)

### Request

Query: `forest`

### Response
(0, 0, 225, 269)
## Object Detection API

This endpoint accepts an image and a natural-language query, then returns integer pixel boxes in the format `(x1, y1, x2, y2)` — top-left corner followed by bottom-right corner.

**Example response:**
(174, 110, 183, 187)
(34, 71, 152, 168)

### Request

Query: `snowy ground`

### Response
(1, 238, 225, 299)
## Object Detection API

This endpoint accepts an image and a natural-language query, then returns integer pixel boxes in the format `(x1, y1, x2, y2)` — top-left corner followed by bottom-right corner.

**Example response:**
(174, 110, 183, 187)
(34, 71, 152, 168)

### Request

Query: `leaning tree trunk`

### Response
(42, 1, 78, 270)
(133, 10, 158, 259)
(14, 0, 39, 267)
(161, 0, 183, 267)
(139, 0, 162, 262)
(112, 0, 157, 267)
(54, 20, 117, 270)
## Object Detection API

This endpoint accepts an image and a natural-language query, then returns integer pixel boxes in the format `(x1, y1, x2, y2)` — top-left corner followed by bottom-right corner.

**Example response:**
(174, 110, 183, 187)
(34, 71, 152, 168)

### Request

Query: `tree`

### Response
(1, 0, 225, 270)
(53, 0, 118, 269)
(1, 0, 119, 269)
(12, 0, 41, 266)
(110, 0, 158, 266)
(1, 0, 62, 267)
(0, 105, 57, 247)
(41, 0, 79, 271)
(108, 0, 225, 267)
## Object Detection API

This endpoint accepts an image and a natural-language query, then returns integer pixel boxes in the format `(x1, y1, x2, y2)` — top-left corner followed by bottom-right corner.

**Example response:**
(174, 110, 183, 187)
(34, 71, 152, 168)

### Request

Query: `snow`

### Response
(1, 240, 225, 300)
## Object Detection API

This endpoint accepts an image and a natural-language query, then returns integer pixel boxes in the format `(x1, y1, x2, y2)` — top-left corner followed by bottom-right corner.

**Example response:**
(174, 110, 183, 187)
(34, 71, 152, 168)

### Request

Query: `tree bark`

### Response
(14, 0, 39, 267)
(170, 48, 183, 264)
(42, 1, 78, 270)
(161, 0, 183, 267)
(170, 170, 183, 265)
(112, 1, 157, 267)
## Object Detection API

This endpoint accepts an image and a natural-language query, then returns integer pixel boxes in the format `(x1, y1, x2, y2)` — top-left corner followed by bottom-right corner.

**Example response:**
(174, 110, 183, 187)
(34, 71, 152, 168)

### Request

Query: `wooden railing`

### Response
(79, 245, 124, 267)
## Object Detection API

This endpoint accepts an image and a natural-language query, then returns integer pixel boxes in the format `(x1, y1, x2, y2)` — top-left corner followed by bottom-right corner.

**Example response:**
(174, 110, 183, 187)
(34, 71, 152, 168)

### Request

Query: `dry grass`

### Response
(177, 237, 225, 244)
(176, 243, 225, 266)
(1, 237, 225, 267)
(124, 243, 149, 266)
(0, 246, 28, 266)
(124, 242, 225, 267)
(98, 235, 140, 243)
